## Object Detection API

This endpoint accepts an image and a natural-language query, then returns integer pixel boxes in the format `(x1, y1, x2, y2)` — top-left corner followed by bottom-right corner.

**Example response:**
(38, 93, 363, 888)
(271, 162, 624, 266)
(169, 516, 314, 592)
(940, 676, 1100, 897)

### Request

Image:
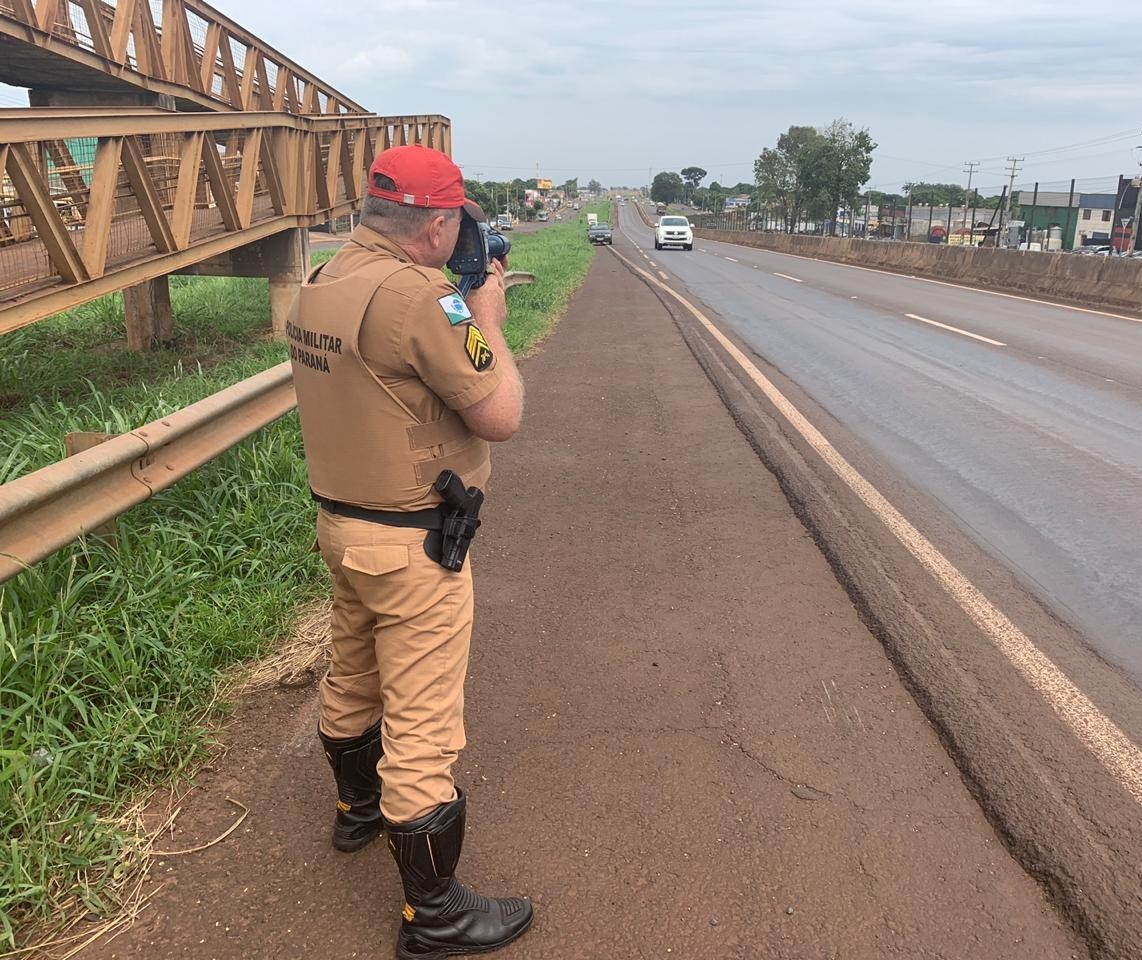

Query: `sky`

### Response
(4, 0, 1141, 194)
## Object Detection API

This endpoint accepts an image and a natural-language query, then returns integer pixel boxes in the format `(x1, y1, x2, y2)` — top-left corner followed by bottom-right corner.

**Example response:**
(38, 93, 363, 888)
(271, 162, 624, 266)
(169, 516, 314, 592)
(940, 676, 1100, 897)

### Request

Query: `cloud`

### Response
(228, 0, 1142, 189)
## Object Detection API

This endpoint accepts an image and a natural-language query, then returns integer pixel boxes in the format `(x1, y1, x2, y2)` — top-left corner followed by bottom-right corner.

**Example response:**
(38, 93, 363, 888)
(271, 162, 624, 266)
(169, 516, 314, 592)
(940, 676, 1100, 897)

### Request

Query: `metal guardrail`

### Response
(0, 0, 367, 114)
(0, 271, 535, 584)
(0, 109, 451, 333)
(0, 361, 295, 583)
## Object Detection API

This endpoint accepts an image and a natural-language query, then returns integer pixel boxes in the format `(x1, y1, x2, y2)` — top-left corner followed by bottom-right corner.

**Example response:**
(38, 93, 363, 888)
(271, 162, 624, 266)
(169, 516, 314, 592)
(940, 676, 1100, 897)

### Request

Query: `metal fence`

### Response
(689, 173, 1141, 252)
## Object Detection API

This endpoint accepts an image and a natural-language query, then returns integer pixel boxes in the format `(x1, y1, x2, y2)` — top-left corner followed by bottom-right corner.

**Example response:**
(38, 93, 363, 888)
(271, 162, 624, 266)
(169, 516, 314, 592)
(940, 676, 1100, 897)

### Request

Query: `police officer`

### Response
(287, 144, 530, 959)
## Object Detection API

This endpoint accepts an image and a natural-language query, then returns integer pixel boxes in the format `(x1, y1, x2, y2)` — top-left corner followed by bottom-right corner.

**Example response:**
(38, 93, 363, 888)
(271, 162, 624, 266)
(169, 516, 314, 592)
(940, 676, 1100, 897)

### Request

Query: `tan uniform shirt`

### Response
(290, 225, 504, 510)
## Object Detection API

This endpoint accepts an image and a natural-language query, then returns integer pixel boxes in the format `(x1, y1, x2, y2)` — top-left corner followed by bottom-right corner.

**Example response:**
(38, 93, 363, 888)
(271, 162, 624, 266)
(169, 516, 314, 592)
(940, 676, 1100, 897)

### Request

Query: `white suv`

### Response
(655, 215, 693, 251)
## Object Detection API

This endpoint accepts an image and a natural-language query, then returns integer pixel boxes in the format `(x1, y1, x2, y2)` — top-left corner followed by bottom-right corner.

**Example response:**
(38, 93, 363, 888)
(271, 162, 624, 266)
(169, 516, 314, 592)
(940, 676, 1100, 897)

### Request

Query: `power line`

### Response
(1000, 157, 1023, 246)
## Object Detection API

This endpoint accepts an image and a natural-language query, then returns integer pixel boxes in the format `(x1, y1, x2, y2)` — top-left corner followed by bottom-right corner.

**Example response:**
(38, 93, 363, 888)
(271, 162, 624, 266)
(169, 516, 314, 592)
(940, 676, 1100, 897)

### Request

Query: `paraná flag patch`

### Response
(438, 294, 472, 326)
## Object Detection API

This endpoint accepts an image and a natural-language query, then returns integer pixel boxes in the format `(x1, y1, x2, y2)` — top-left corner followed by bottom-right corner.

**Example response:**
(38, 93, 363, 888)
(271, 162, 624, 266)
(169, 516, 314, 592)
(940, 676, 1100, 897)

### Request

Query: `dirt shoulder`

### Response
(80, 253, 1085, 960)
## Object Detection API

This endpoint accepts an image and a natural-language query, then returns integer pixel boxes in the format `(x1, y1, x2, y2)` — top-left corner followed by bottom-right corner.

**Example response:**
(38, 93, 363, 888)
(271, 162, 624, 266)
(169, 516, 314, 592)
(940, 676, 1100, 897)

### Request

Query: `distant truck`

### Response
(587, 213, 598, 227)
(655, 202, 667, 215)
(495, 213, 513, 231)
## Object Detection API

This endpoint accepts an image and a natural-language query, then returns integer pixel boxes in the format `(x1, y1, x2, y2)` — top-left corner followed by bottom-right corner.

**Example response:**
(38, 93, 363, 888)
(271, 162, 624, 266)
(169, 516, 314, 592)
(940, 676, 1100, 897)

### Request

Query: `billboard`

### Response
(537, 179, 552, 190)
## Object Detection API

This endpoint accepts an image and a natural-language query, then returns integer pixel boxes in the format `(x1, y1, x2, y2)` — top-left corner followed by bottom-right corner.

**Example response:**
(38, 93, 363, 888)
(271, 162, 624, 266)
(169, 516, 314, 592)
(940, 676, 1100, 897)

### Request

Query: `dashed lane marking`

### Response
(607, 245, 1142, 808)
(774, 272, 803, 283)
(649, 260, 657, 267)
(707, 242, 1142, 326)
(724, 256, 739, 262)
(658, 271, 669, 280)
(905, 313, 1006, 346)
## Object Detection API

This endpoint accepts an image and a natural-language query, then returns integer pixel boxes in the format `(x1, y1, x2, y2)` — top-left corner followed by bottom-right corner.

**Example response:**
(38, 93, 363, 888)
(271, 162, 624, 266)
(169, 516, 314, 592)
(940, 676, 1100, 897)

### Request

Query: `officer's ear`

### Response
(426, 210, 457, 250)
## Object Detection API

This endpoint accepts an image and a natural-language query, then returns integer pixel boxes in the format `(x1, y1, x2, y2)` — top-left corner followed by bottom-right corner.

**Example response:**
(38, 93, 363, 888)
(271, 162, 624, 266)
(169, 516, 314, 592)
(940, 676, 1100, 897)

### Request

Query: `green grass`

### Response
(0, 225, 598, 948)
(499, 201, 608, 355)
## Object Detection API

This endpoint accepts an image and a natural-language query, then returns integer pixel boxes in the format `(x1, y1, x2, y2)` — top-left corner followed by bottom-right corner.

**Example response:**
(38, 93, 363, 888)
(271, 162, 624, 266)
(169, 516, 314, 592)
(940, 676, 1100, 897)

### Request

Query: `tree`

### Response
(651, 171, 683, 204)
(681, 166, 707, 189)
(560, 178, 579, 199)
(753, 125, 823, 232)
(680, 166, 707, 203)
(754, 120, 875, 235)
(587, 179, 602, 194)
(464, 179, 494, 216)
(807, 119, 876, 235)
(902, 182, 967, 207)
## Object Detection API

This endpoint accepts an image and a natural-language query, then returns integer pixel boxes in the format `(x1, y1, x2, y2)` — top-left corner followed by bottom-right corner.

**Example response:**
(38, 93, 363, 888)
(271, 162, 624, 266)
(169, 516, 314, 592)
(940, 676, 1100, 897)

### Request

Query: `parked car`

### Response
(655, 215, 693, 251)
(588, 222, 613, 245)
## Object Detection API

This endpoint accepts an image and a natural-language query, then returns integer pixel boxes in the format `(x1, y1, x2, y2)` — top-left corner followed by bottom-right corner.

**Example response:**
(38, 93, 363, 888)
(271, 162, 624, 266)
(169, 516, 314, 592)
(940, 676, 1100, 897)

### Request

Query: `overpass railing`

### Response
(0, 0, 367, 113)
(0, 109, 451, 333)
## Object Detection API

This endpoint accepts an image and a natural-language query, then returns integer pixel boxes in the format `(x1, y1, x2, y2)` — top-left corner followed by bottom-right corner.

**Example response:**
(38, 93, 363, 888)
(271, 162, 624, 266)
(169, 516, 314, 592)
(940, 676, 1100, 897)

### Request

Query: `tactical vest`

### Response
(288, 256, 491, 510)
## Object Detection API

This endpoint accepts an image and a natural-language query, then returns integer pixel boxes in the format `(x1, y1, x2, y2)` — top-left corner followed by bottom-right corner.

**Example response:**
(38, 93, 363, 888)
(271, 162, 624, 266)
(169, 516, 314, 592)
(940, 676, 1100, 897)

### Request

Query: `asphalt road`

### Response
(619, 203, 1142, 683)
(613, 205, 1142, 952)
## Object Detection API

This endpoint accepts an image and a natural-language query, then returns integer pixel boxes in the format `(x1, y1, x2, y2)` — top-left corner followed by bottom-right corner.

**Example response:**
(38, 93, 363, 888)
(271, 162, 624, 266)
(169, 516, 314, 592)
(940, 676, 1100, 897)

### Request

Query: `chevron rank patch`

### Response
(464, 324, 494, 371)
(438, 294, 472, 326)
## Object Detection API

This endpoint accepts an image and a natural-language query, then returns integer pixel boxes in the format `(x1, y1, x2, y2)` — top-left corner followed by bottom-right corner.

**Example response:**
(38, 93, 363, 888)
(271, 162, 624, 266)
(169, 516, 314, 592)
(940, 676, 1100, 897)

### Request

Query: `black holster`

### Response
(427, 470, 485, 572)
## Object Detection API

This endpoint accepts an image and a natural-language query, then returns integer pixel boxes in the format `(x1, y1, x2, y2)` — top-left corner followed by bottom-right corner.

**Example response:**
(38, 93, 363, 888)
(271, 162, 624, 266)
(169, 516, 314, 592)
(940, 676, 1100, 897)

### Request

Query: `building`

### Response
(724, 195, 752, 210)
(1073, 193, 1118, 248)
(1014, 191, 1079, 250)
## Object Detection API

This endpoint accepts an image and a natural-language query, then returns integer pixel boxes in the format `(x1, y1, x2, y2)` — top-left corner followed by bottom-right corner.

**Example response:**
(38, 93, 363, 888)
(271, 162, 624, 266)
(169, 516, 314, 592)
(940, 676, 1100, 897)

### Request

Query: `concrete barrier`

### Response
(694, 230, 1142, 314)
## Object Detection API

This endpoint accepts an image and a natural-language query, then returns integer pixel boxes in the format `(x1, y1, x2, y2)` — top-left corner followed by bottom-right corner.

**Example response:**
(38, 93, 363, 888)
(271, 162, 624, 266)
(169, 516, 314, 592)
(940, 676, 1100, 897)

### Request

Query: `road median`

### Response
(694, 228, 1142, 315)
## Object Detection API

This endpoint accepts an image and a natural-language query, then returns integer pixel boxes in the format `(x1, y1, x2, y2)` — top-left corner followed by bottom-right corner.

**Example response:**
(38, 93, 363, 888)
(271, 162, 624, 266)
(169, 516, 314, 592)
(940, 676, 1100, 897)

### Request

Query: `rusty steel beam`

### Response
(0, 0, 367, 115)
(0, 107, 418, 140)
(0, 110, 451, 332)
(0, 360, 296, 584)
(1, 219, 301, 335)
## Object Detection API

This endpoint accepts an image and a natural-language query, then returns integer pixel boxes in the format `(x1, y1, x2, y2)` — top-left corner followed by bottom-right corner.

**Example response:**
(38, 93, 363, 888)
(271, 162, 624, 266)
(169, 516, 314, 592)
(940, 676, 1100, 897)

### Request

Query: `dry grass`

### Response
(0, 603, 332, 960)
(232, 599, 332, 694)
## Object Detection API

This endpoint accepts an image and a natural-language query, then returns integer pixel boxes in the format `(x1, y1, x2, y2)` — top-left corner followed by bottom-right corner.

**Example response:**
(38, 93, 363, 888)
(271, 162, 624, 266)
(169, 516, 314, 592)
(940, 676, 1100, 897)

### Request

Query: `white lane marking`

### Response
(774, 272, 803, 283)
(700, 248, 709, 253)
(658, 271, 669, 280)
(642, 254, 649, 260)
(607, 245, 1142, 808)
(724, 256, 739, 262)
(905, 313, 1006, 346)
(709, 242, 1142, 325)
(648, 260, 657, 267)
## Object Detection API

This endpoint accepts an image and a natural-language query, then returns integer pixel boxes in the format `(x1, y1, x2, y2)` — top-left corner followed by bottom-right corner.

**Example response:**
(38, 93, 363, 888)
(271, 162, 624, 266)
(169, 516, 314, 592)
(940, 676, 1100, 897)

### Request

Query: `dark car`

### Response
(588, 222, 613, 245)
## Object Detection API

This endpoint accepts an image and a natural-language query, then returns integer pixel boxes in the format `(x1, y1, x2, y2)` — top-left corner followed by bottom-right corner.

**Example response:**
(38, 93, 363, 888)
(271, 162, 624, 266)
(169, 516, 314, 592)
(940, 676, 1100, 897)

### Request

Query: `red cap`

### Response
(368, 145, 485, 221)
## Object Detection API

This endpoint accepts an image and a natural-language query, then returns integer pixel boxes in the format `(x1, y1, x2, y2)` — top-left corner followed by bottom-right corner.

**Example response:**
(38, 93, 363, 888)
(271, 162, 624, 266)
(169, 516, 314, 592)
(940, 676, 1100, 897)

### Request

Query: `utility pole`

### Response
(1131, 145, 1142, 253)
(1001, 156, 1023, 246)
(963, 161, 978, 244)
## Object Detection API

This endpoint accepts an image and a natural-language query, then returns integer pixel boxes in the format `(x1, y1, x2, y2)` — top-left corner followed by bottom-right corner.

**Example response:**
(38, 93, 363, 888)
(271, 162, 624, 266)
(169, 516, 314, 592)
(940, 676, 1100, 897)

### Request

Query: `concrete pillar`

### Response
(172, 227, 310, 338)
(123, 276, 173, 351)
(268, 227, 309, 339)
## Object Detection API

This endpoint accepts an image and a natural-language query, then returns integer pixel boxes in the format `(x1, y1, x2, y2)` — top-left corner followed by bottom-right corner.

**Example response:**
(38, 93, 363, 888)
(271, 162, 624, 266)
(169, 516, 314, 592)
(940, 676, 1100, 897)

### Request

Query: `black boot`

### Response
(387, 790, 533, 959)
(318, 721, 384, 852)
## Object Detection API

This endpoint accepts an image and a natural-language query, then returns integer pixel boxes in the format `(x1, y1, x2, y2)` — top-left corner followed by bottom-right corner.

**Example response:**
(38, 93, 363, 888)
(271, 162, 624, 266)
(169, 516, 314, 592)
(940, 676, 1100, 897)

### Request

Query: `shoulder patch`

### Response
(438, 294, 473, 326)
(464, 324, 494, 371)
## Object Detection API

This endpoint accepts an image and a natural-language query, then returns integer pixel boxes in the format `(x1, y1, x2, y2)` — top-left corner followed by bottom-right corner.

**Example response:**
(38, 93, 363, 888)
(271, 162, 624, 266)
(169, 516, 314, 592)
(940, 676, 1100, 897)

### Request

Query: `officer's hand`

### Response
(467, 259, 507, 332)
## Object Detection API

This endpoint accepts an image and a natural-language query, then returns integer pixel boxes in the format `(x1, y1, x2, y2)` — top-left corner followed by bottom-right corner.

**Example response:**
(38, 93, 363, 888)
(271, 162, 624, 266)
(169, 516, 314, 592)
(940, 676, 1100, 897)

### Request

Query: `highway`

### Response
(617, 203, 1142, 684)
